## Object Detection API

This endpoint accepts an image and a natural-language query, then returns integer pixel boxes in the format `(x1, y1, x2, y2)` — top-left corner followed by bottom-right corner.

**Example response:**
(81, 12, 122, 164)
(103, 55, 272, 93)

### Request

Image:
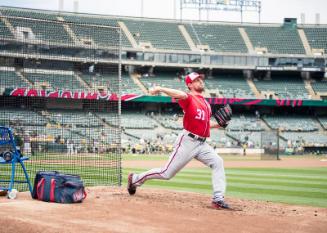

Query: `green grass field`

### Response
(1, 153, 326, 208)
(123, 155, 327, 208)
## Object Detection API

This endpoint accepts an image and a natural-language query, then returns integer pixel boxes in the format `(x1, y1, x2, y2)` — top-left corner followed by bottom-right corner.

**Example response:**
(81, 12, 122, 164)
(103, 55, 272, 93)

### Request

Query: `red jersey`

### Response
(178, 94, 212, 137)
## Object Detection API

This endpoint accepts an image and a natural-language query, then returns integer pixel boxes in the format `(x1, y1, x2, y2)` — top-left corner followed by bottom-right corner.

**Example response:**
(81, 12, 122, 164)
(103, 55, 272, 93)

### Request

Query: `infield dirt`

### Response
(1, 157, 326, 233)
(0, 186, 326, 233)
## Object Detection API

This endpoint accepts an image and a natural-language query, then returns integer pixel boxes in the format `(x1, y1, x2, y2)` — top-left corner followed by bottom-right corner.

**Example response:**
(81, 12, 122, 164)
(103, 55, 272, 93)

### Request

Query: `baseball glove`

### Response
(213, 104, 232, 128)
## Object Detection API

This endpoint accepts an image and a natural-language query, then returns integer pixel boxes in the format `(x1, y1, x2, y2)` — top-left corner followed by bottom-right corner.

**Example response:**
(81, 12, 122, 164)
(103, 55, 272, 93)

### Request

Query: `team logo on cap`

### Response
(185, 72, 203, 85)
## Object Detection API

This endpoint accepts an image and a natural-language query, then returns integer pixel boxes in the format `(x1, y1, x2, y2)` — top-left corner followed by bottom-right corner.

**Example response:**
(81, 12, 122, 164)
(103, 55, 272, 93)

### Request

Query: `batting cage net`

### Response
(0, 15, 122, 191)
(261, 130, 280, 160)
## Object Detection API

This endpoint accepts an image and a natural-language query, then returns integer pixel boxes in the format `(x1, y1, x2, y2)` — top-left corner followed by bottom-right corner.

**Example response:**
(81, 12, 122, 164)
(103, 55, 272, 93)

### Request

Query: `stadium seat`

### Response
(263, 116, 318, 131)
(205, 74, 255, 98)
(244, 26, 305, 54)
(184, 23, 248, 53)
(227, 115, 262, 131)
(311, 79, 327, 94)
(0, 68, 30, 91)
(123, 19, 190, 50)
(281, 132, 327, 146)
(23, 70, 85, 91)
(303, 27, 327, 53)
(140, 72, 186, 92)
(253, 75, 309, 99)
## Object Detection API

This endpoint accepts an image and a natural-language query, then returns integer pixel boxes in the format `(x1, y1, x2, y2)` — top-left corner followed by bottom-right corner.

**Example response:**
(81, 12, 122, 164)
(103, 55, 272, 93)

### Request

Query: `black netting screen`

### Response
(0, 15, 122, 191)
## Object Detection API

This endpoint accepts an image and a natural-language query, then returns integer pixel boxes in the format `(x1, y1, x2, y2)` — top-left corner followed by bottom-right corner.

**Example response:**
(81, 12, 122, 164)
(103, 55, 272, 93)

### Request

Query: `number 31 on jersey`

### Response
(195, 109, 205, 120)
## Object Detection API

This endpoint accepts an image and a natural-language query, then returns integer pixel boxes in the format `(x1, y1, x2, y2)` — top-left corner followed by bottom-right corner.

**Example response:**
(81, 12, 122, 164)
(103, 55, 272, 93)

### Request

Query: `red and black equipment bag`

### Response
(32, 171, 87, 203)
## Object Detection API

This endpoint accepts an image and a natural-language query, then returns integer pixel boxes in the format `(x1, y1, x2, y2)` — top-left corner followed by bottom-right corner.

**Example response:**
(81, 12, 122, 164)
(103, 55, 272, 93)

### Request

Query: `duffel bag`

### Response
(32, 171, 86, 203)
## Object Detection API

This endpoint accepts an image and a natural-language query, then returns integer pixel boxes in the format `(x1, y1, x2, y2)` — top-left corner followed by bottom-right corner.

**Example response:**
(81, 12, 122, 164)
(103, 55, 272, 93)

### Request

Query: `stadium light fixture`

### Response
(180, 0, 262, 23)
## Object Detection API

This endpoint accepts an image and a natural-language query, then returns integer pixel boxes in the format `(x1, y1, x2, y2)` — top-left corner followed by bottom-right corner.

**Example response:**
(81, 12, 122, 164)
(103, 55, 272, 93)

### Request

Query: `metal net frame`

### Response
(0, 15, 122, 191)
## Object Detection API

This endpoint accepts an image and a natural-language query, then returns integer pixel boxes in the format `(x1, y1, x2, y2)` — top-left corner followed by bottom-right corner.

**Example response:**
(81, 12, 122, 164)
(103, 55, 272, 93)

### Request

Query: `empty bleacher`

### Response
(0, 108, 47, 126)
(0, 68, 29, 91)
(317, 117, 327, 130)
(253, 74, 308, 99)
(210, 128, 236, 147)
(68, 23, 120, 47)
(281, 132, 327, 146)
(123, 19, 190, 50)
(0, 7, 58, 20)
(0, 19, 14, 39)
(263, 116, 318, 131)
(311, 79, 327, 94)
(62, 14, 131, 47)
(23, 69, 85, 91)
(244, 26, 305, 54)
(98, 112, 157, 129)
(6, 17, 72, 44)
(226, 131, 262, 148)
(227, 115, 262, 131)
(185, 23, 247, 53)
(82, 73, 142, 94)
(46, 110, 102, 127)
(205, 74, 255, 98)
(152, 113, 183, 130)
(124, 129, 158, 141)
(140, 72, 186, 92)
(303, 27, 327, 53)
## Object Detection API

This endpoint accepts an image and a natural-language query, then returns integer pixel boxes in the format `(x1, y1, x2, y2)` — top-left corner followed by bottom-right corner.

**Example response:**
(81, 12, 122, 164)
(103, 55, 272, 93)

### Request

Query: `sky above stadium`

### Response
(1, 0, 327, 24)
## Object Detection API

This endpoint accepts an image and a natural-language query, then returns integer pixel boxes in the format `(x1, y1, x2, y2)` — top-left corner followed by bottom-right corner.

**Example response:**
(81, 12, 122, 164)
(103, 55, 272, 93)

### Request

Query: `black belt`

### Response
(188, 133, 206, 142)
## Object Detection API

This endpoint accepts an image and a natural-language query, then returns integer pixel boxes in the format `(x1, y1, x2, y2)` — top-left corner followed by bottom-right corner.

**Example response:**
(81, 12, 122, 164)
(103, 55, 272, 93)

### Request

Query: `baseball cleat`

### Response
(211, 200, 230, 209)
(127, 173, 136, 195)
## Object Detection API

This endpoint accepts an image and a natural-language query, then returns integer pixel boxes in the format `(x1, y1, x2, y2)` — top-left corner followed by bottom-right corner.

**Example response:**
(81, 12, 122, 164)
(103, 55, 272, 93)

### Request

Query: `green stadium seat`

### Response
(253, 75, 309, 99)
(205, 74, 255, 98)
(140, 72, 186, 92)
(0, 68, 30, 90)
(23, 70, 85, 91)
(184, 23, 248, 53)
(303, 27, 327, 53)
(263, 116, 318, 131)
(311, 79, 327, 94)
(281, 132, 327, 146)
(123, 19, 190, 50)
(0, 20, 14, 39)
(244, 26, 305, 54)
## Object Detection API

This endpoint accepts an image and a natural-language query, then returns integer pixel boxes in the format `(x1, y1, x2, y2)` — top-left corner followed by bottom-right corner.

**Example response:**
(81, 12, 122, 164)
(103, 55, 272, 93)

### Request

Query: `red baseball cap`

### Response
(185, 72, 203, 85)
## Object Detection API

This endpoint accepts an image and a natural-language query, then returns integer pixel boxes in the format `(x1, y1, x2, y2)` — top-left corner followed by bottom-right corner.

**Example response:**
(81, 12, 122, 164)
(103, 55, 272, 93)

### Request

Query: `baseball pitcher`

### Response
(127, 72, 232, 209)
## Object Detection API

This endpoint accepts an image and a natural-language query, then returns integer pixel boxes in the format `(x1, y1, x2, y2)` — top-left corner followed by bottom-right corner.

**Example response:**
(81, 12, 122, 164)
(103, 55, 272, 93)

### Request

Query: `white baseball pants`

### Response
(131, 130, 226, 202)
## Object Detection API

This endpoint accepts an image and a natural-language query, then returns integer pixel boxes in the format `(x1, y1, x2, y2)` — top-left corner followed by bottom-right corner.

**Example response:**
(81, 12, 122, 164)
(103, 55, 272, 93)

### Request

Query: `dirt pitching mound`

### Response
(0, 187, 326, 233)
